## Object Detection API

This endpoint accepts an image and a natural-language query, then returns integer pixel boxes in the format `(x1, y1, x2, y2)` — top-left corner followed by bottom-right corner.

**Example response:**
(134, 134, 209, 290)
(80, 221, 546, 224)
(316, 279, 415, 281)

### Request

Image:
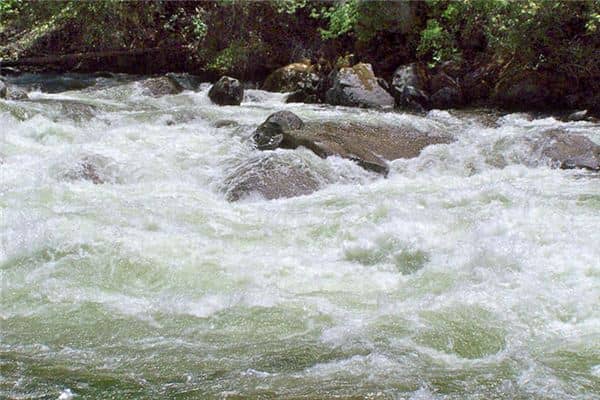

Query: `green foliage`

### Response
(313, 0, 360, 40)
(2, 0, 598, 91)
(417, 19, 457, 67)
(274, 0, 308, 14)
(0, 0, 22, 18)
(207, 37, 266, 75)
(190, 9, 208, 40)
(417, 0, 600, 80)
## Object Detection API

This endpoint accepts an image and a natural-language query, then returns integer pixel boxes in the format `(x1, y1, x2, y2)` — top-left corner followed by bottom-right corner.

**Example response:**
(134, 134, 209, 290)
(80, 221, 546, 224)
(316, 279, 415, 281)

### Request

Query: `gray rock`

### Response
(325, 63, 394, 109)
(223, 154, 320, 201)
(253, 111, 453, 175)
(535, 130, 600, 170)
(208, 76, 243, 106)
(253, 110, 304, 150)
(165, 72, 201, 91)
(25, 98, 96, 121)
(0, 80, 6, 98)
(141, 76, 184, 97)
(391, 63, 429, 112)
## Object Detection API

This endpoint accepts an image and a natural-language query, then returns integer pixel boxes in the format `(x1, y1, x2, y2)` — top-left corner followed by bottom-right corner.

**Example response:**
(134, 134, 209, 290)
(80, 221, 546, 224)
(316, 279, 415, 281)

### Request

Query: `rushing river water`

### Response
(1, 74, 599, 399)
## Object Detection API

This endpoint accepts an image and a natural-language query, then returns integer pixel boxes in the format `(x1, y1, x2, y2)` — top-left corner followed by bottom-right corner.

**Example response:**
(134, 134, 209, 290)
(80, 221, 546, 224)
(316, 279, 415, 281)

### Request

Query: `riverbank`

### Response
(2, 1, 599, 115)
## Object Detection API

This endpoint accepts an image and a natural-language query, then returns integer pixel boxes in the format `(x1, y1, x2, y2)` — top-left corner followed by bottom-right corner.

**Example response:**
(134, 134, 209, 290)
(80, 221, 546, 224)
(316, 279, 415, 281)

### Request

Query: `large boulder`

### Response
(141, 76, 184, 97)
(262, 61, 322, 103)
(253, 111, 453, 175)
(208, 76, 243, 106)
(391, 63, 430, 112)
(534, 130, 600, 170)
(490, 130, 600, 170)
(253, 110, 304, 150)
(165, 72, 202, 91)
(325, 63, 394, 109)
(223, 153, 321, 201)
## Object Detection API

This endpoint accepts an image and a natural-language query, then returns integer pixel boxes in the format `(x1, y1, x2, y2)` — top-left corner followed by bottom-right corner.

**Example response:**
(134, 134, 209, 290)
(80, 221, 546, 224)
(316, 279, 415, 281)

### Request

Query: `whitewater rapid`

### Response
(1, 75, 599, 399)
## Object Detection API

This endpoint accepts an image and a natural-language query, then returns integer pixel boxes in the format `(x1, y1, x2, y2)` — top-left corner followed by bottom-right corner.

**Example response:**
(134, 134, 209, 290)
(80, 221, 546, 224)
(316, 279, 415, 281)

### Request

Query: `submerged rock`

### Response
(208, 76, 243, 106)
(34, 99, 97, 121)
(535, 130, 600, 170)
(212, 119, 239, 128)
(325, 63, 394, 109)
(141, 76, 184, 97)
(58, 154, 119, 184)
(6, 86, 29, 100)
(223, 153, 321, 201)
(493, 130, 600, 171)
(253, 111, 453, 174)
(391, 63, 430, 112)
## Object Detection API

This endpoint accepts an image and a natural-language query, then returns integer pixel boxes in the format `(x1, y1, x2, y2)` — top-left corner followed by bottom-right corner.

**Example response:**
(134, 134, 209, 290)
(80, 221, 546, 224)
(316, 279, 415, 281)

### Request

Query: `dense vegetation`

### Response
(1, 0, 599, 109)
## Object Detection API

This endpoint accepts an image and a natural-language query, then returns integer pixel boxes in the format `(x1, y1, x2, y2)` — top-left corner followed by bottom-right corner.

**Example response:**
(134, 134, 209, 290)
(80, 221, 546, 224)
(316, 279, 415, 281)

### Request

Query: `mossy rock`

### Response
(325, 63, 394, 109)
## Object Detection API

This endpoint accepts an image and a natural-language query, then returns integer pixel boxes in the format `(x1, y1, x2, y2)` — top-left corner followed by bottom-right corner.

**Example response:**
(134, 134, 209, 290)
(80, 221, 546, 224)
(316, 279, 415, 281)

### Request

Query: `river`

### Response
(1, 74, 599, 399)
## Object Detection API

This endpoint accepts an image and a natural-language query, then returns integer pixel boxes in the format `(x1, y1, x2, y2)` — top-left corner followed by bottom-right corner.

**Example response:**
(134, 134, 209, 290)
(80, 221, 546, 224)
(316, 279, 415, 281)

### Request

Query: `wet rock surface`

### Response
(208, 76, 243, 106)
(223, 153, 321, 201)
(29, 99, 98, 121)
(141, 76, 184, 97)
(254, 111, 453, 174)
(326, 63, 394, 109)
(212, 119, 239, 128)
(253, 110, 304, 150)
(489, 129, 600, 171)
(535, 130, 600, 170)
(165, 72, 202, 91)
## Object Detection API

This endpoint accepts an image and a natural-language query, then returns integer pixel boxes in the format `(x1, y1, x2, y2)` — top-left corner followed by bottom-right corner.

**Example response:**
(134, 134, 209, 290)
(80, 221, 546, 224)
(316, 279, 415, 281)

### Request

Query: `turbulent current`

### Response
(1, 74, 599, 399)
